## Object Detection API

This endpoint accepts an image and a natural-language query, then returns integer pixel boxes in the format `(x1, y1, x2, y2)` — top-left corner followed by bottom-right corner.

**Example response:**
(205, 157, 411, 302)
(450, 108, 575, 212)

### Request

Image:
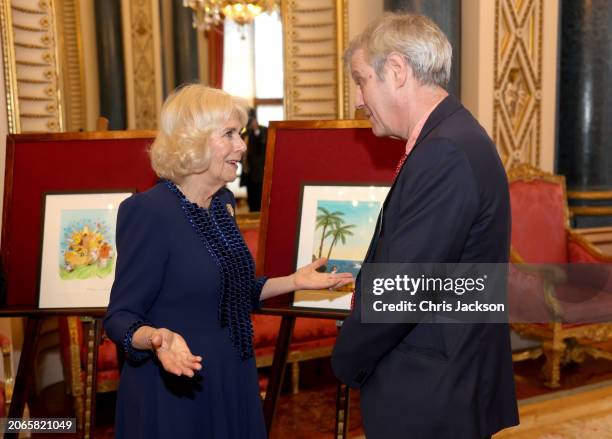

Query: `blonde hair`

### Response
(344, 13, 452, 88)
(149, 84, 248, 182)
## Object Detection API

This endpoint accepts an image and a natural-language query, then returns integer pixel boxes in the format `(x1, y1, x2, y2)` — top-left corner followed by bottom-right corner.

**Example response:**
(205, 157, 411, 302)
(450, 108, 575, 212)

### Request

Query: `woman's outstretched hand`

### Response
(293, 258, 354, 290)
(149, 328, 203, 377)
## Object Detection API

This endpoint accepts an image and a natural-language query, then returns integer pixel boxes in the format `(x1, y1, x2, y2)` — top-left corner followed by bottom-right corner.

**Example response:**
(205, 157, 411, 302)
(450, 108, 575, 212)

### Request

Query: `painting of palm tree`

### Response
(295, 185, 390, 310)
(310, 199, 382, 277)
(315, 207, 344, 259)
(325, 223, 355, 261)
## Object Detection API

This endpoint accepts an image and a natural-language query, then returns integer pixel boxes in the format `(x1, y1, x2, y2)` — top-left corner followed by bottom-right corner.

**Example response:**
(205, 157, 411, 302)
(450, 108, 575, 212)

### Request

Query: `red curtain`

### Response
(207, 23, 224, 89)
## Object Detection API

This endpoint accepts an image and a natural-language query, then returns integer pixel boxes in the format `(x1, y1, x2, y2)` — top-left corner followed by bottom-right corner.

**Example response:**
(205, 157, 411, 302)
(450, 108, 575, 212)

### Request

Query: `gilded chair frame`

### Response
(63, 316, 119, 431)
(0, 338, 13, 413)
(508, 163, 612, 388)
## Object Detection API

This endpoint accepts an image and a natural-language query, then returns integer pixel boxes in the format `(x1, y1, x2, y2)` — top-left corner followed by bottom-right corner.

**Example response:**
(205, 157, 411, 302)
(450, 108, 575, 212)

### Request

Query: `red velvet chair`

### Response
(57, 317, 120, 428)
(238, 214, 338, 394)
(0, 334, 12, 417)
(508, 163, 612, 387)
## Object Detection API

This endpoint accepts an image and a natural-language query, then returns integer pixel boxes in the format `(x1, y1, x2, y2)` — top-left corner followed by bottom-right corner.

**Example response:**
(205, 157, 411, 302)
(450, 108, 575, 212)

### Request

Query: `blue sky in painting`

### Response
(313, 199, 381, 260)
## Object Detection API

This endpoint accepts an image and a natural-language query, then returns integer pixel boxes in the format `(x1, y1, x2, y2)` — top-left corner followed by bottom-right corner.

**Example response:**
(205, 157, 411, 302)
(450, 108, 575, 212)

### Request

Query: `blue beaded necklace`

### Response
(166, 180, 256, 360)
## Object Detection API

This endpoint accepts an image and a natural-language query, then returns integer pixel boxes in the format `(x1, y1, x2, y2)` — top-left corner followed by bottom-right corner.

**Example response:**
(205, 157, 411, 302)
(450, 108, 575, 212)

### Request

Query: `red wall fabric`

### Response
(260, 126, 404, 279)
(2, 135, 158, 307)
(208, 24, 224, 89)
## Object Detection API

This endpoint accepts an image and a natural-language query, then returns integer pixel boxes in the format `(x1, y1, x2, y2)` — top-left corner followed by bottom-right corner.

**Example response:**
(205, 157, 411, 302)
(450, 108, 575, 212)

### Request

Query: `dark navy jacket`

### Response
(331, 95, 519, 439)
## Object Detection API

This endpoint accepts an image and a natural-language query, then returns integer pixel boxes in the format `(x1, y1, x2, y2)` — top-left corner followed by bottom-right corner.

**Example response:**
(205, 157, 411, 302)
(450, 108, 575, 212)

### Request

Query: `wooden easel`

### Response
(0, 308, 104, 439)
(257, 305, 352, 438)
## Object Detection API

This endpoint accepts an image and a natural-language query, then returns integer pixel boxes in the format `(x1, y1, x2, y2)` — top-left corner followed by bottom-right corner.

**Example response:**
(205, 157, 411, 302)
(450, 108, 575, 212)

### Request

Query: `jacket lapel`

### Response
(361, 95, 464, 264)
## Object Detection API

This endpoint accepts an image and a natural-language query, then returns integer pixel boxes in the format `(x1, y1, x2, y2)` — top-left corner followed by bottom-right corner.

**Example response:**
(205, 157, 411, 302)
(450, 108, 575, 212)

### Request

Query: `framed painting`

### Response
(256, 120, 406, 312)
(2, 131, 157, 309)
(38, 191, 133, 309)
(294, 184, 390, 310)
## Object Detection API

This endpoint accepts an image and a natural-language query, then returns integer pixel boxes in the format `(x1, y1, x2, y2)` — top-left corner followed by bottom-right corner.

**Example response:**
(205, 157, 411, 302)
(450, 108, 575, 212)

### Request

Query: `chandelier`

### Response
(183, 1, 278, 31)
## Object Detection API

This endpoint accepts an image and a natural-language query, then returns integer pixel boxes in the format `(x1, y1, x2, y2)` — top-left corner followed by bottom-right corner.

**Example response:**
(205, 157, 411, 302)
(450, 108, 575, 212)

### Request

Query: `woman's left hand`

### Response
(293, 258, 354, 290)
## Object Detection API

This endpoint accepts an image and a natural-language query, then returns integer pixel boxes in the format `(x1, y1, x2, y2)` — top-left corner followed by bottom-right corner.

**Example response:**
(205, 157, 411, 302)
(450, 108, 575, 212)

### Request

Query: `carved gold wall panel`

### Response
(1, 0, 64, 132)
(55, 0, 87, 131)
(494, 0, 543, 168)
(122, 0, 160, 130)
(55, 0, 86, 131)
(283, 0, 348, 120)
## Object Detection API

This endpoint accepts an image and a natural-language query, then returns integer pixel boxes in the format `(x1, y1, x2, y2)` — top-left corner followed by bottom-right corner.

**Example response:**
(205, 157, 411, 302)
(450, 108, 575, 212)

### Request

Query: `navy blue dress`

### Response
(104, 182, 267, 439)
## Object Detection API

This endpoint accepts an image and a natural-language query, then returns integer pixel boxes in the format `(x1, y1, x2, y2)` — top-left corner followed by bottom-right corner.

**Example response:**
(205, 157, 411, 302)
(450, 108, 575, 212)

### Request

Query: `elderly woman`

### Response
(104, 85, 352, 439)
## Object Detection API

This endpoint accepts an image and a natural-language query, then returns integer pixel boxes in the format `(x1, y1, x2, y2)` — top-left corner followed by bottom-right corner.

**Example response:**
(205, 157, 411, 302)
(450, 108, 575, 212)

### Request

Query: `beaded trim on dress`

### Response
(166, 181, 257, 360)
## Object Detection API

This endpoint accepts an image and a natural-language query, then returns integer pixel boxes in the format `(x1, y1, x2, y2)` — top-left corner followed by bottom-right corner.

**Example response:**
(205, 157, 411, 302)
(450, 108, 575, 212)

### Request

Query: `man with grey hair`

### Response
(331, 13, 519, 439)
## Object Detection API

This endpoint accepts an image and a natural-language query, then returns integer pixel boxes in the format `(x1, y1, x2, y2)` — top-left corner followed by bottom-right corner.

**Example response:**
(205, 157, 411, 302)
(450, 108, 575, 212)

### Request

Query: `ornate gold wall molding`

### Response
(283, 0, 348, 120)
(1, 0, 20, 132)
(1, 0, 64, 132)
(122, 0, 160, 130)
(55, 0, 86, 131)
(493, 0, 543, 169)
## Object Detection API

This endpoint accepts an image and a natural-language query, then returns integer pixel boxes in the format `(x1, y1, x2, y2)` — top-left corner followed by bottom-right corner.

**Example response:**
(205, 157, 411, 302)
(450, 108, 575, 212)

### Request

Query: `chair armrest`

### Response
(0, 335, 13, 404)
(511, 246, 567, 284)
(568, 229, 612, 263)
(515, 264, 567, 284)
(509, 247, 566, 321)
(509, 246, 524, 263)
